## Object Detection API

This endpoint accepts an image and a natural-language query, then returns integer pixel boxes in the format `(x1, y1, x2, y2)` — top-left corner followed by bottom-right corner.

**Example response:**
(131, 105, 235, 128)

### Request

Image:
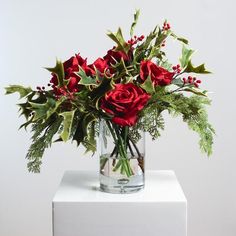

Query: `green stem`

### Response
(113, 124, 133, 177)
(127, 140, 135, 157)
(105, 120, 133, 177)
(124, 126, 128, 151)
(128, 135, 142, 158)
(106, 120, 117, 143)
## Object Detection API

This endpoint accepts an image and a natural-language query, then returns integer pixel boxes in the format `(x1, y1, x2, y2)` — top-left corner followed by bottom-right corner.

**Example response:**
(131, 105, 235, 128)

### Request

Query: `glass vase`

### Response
(99, 119, 145, 194)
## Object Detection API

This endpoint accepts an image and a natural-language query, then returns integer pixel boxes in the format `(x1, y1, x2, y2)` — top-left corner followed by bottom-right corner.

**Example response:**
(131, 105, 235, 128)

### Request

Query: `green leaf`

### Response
(18, 102, 33, 119)
(19, 117, 34, 130)
(183, 87, 208, 96)
(45, 60, 65, 86)
(159, 60, 172, 70)
(5, 85, 33, 99)
(82, 113, 97, 137)
(176, 37, 189, 44)
(60, 109, 76, 142)
(134, 26, 158, 61)
(154, 30, 171, 47)
(76, 67, 98, 86)
(184, 61, 211, 74)
(170, 32, 188, 44)
(179, 45, 194, 68)
(72, 112, 97, 148)
(90, 76, 114, 109)
(107, 28, 130, 53)
(130, 9, 140, 37)
(140, 75, 155, 94)
(172, 78, 184, 87)
(46, 96, 66, 119)
(29, 97, 56, 121)
(82, 120, 97, 154)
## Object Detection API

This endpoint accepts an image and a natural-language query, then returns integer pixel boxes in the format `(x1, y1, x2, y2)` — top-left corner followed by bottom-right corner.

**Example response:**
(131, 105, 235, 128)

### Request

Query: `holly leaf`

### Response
(154, 30, 171, 47)
(60, 109, 76, 142)
(18, 102, 32, 119)
(107, 28, 130, 53)
(130, 9, 140, 37)
(19, 117, 34, 130)
(159, 60, 172, 70)
(170, 32, 188, 44)
(179, 45, 194, 68)
(140, 75, 155, 94)
(45, 60, 65, 86)
(76, 67, 98, 86)
(46, 96, 66, 119)
(134, 26, 158, 61)
(176, 37, 189, 44)
(183, 87, 208, 97)
(29, 98, 56, 121)
(82, 120, 97, 154)
(90, 75, 114, 109)
(5, 85, 33, 99)
(172, 78, 184, 87)
(184, 61, 211, 74)
(72, 112, 97, 147)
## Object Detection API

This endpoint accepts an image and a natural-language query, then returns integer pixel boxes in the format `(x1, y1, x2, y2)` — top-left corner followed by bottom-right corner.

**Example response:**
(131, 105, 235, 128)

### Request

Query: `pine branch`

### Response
(129, 105, 165, 142)
(164, 94, 215, 156)
(26, 117, 62, 173)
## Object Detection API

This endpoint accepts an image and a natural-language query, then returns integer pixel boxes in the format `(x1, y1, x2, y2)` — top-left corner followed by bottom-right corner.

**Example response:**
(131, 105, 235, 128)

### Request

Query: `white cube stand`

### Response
(52, 170, 187, 236)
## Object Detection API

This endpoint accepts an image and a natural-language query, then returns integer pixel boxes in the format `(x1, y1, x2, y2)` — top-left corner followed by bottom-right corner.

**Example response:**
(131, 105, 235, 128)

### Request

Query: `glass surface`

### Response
(99, 120, 145, 194)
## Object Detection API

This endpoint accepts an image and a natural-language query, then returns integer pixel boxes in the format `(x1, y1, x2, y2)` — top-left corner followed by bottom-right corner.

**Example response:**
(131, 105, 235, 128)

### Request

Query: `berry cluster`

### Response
(172, 64, 181, 74)
(161, 40, 166, 47)
(55, 87, 75, 100)
(183, 76, 201, 88)
(127, 35, 145, 46)
(36, 86, 45, 92)
(37, 84, 75, 100)
(162, 22, 171, 31)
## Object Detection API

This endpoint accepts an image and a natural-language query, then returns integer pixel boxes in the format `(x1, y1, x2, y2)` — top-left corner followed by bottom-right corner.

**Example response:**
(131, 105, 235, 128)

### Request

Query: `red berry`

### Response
(183, 78, 186, 83)
(177, 64, 180, 68)
(196, 80, 201, 83)
(172, 66, 177, 70)
(194, 83, 199, 88)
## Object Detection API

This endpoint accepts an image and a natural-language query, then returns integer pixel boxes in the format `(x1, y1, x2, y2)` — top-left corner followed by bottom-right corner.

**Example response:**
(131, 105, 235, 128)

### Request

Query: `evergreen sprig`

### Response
(26, 117, 62, 172)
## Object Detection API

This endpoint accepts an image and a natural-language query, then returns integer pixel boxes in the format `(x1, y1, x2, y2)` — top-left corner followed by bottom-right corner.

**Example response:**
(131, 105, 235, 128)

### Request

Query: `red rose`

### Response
(91, 58, 108, 72)
(140, 60, 174, 86)
(104, 47, 129, 65)
(88, 57, 109, 77)
(101, 83, 150, 126)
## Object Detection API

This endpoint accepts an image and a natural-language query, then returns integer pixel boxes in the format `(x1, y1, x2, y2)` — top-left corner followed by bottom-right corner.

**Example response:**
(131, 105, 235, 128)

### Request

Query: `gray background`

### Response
(0, 0, 235, 235)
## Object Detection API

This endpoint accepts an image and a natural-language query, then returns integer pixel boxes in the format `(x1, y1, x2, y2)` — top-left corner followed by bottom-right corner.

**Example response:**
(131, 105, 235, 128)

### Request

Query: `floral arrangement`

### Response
(5, 10, 214, 176)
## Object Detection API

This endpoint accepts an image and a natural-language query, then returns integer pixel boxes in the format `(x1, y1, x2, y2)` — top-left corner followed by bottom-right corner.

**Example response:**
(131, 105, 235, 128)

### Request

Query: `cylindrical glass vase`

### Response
(99, 119, 145, 194)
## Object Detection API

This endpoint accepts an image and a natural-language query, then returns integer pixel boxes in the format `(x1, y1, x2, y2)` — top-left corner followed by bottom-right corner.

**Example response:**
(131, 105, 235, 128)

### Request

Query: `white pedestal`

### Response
(52, 170, 187, 236)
